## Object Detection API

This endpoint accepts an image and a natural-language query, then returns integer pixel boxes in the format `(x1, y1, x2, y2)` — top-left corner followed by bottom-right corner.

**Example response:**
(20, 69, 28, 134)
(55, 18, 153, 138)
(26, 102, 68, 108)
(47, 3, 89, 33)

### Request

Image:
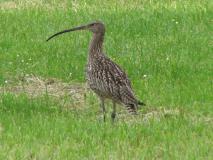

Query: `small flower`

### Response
(5, 80, 8, 84)
(143, 74, 147, 78)
(175, 21, 179, 24)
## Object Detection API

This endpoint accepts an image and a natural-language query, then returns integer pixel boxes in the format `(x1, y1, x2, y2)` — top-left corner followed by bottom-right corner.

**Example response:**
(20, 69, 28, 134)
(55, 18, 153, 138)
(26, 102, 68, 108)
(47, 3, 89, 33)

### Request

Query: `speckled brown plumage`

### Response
(47, 21, 145, 121)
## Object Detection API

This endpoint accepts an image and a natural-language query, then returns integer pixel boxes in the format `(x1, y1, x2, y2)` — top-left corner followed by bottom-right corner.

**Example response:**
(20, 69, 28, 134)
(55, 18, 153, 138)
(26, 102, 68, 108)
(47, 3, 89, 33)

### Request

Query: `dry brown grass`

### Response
(0, 0, 68, 10)
(115, 106, 181, 124)
(0, 74, 87, 109)
(0, 1, 17, 9)
(141, 107, 180, 122)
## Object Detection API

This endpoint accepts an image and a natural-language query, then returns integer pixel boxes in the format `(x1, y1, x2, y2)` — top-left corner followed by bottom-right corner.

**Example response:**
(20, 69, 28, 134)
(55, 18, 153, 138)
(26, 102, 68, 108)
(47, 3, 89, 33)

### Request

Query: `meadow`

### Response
(0, 0, 212, 159)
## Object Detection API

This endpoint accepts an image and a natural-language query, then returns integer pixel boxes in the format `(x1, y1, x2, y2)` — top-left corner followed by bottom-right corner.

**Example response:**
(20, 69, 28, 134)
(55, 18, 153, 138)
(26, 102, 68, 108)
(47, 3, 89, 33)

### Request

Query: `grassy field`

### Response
(0, 0, 212, 159)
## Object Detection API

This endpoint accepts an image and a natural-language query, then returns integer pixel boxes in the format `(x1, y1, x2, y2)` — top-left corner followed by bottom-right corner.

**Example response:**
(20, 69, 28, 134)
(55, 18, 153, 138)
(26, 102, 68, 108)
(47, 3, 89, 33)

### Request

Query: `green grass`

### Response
(0, 0, 212, 159)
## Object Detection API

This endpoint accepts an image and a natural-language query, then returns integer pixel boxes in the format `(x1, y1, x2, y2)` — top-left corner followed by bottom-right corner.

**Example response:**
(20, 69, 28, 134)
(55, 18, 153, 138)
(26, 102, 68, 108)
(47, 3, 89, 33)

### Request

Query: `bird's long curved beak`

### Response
(46, 24, 88, 41)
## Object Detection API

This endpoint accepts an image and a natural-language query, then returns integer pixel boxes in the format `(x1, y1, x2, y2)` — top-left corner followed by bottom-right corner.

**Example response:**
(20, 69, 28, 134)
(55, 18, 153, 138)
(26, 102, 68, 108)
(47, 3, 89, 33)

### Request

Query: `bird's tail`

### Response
(138, 101, 146, 106)
(125, 100, 145, 114)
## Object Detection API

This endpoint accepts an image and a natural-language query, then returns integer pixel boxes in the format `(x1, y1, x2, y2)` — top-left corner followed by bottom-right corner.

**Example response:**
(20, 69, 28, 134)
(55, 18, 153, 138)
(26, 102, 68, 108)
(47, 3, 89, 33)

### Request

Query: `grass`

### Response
(0, 0, 212, 159)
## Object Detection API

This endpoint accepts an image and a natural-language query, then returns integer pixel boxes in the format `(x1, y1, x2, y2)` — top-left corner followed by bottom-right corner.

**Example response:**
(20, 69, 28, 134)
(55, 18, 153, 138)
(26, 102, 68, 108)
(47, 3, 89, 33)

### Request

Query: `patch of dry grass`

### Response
(0, 0, 68, 10)
(0, 1, 17, 10)
(0, 74, 87, 109)
(141, 107, 180, 122)
(115, 106, 181, 125)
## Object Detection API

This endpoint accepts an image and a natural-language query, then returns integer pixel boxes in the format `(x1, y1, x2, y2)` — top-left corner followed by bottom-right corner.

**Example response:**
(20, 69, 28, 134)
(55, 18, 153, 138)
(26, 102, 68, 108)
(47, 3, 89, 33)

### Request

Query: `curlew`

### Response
(47, 21, 145, 122)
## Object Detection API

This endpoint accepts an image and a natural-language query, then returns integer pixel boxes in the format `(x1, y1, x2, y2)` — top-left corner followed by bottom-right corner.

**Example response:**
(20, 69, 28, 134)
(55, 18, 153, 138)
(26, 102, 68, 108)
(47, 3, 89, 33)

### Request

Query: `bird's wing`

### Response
(101, 55, 132, 86)
(99, 55, 137, 103)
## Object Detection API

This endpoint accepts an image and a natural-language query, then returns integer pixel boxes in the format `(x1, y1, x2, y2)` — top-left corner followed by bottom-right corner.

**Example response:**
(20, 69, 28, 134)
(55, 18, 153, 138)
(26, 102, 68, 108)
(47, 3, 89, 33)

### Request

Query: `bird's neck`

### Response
(89, 33, 104, 58)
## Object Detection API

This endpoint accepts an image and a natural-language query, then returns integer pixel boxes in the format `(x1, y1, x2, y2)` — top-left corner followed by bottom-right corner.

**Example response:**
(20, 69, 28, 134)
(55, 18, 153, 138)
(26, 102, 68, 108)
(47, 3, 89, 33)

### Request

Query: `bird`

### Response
(47, 21, 145, 122)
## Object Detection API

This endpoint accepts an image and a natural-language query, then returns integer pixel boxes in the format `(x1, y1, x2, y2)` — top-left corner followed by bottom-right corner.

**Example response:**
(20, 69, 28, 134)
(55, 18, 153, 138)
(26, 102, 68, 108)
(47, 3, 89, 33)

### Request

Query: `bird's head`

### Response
(87, 21, 105, 34)
(47, 21, 105, 41)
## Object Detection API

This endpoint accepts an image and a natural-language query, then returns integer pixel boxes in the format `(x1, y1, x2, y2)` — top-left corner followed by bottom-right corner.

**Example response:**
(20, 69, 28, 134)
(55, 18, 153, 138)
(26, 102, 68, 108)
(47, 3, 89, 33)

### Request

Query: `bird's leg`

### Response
(100, 97, 106, 122)
(111, 101, 116, 122)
